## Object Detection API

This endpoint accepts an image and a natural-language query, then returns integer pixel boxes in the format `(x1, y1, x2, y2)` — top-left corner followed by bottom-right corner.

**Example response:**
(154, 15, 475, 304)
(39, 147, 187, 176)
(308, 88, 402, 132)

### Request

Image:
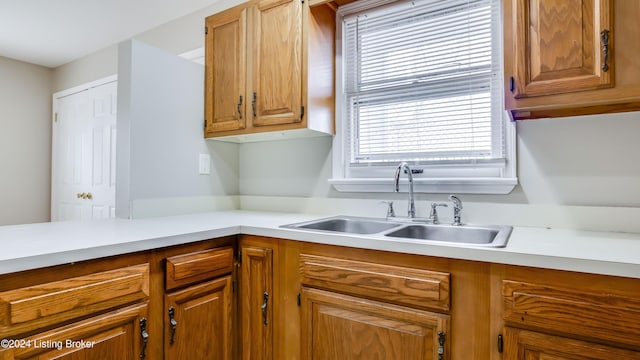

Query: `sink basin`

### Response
(385, 224, 512, 247)
(281, 216, 512, 247)
(283, 216, 401, 234)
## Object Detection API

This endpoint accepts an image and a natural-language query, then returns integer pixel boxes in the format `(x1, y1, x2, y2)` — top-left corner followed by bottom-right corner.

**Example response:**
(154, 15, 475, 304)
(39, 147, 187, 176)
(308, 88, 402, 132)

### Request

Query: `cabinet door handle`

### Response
(252, 92, 257, 118)
(140, 317, 149, 359)
(168, 306, 177, 345)
(600, 29, 610, 72)
(437, 331, 445, 360)
(237, 95, 243, 119)
(261, 291, 269, 326)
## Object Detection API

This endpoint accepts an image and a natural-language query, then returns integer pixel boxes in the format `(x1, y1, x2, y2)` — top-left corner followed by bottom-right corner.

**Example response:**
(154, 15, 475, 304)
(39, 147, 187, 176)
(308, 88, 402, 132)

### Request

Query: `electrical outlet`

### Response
(199, 153, 210, 175)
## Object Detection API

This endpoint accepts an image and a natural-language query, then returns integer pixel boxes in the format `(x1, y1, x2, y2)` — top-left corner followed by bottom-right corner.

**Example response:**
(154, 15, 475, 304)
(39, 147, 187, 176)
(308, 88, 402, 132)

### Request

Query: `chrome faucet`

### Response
(394, 162, 415, 218)
(449, 195, 463, 226)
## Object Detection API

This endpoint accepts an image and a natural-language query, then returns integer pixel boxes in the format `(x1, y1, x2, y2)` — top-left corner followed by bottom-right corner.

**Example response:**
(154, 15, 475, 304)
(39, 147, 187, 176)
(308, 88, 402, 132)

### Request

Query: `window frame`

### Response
(330, 0, 517, 194)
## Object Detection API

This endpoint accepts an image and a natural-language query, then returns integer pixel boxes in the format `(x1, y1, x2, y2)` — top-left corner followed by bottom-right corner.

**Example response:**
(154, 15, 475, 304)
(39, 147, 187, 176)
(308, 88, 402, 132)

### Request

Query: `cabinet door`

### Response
(165, 276, 233, 360)
(250, 0, 303, 127)
(205, 7, 247, 134)
(510, 0, 612, 98)
(1, 302, 149, 360)
(240, 246, 273, 360)
(504, 327, 640, 360)
(301, 287, 450, 360)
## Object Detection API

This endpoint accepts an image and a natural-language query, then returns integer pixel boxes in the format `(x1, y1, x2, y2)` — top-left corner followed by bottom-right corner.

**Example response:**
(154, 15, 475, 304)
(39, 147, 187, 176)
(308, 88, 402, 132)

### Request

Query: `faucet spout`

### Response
(394, 162, 415, 218)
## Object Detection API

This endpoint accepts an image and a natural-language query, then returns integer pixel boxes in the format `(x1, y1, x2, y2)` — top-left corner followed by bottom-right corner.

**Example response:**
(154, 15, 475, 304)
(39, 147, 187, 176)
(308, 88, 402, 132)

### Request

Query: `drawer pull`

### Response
(168, 306, 177, 345)
(261, 291, 269, 326)
(140, 317, 149, 359)
(438, 331, 446, 360)
(600, 29, 610, 72)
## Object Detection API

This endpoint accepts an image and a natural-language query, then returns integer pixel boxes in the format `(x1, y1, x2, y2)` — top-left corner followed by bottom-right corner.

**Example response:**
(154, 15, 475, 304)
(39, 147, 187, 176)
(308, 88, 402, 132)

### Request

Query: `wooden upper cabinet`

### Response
(251, 0, 303, 127)
(205, 7, 247, 135)
(204, 0, 335, 141)
(511, 0, 613, 98)
(504, 0, 640, 119)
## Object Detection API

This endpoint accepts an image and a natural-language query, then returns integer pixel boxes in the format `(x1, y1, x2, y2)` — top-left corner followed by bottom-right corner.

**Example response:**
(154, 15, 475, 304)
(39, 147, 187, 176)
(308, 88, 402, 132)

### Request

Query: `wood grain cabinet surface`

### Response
(0, 302, 149, 360)
(164, 276, 233, 360)
(500, 267, 640, 359)
(204, 0, 335, 140)
(0, 264, 149, 338)
(239, 243, 274, 360)
(299, 251, 452, 359)
(300, 287, 449, 360)
(504, 0, 640, 119)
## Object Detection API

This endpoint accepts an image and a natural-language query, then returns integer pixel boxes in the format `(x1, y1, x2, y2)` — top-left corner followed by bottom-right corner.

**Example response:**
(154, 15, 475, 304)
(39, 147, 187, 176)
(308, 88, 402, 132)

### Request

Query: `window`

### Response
(330, 0, 517, 194)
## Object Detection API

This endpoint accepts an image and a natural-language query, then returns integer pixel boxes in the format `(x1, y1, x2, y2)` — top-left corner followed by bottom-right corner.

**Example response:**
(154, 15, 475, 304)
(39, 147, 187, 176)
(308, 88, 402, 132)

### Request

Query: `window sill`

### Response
(329, 177, 518, 194)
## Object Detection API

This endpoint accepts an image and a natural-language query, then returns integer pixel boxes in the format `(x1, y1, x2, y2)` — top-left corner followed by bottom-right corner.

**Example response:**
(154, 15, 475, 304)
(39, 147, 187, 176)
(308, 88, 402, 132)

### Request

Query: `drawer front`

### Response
(0, 264, 149, 335)
(503, 280, 640, 348)
(166, 247, 234, 290)
(300, 254, 450, 312)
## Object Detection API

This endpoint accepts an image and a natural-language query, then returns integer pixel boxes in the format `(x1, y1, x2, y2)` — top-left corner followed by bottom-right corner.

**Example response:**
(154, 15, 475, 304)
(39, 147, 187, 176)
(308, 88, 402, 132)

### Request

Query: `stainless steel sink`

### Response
(281, 216, 512, 247)
(282, 216, 401, 234)
(384, 224, 512, 247)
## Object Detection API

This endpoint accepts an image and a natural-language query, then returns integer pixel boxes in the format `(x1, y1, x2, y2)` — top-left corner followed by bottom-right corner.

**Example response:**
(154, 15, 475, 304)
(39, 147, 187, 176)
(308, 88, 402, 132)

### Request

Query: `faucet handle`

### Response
(429, 203, 448, 224)
(380, 201, 396, 219)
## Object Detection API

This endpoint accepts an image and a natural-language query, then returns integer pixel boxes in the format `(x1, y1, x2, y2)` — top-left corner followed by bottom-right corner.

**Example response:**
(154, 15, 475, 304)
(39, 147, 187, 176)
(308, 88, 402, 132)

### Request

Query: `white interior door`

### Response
(52, 79, 117, 221)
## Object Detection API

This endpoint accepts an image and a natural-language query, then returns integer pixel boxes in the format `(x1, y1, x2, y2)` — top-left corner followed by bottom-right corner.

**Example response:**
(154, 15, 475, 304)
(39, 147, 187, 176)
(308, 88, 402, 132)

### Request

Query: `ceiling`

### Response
(0, 0, 217, 68)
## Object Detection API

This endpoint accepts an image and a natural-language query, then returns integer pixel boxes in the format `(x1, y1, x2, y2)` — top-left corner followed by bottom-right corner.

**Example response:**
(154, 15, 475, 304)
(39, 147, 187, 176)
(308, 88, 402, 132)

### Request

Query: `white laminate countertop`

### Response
(1, 210, 639, 278)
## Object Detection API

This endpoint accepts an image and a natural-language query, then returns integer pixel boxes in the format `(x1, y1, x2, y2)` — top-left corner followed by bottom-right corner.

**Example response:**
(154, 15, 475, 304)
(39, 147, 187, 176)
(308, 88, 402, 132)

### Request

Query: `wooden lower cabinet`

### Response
(503, 327, 640, 360)
(164, 276, 233, 360)
(240, 243, 274, 360)
(300, 287, 450, 360)
(0, 302, 149, 360)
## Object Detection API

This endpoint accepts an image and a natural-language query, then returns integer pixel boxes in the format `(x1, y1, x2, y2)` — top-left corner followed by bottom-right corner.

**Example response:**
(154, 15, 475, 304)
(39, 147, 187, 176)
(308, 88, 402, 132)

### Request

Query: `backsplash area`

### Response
(235, 111, 640, 233)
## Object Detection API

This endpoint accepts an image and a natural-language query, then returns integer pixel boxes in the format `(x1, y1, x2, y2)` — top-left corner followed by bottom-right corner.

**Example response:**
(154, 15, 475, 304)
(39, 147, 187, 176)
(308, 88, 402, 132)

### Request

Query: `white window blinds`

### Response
(342, 0, 503, 168)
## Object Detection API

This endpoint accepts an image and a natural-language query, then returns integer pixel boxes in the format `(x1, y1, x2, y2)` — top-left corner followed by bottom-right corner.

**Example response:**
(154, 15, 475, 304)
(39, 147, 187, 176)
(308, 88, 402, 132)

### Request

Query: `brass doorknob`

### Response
(77, 192, 85, 199)
(86, 193, 92, 200)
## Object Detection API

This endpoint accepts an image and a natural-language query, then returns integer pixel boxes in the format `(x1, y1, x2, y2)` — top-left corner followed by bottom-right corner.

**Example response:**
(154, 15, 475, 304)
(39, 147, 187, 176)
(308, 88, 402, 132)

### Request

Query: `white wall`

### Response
(52, 0, 247, 93)
(238, 111, 640, 231)
(39, 0, 640, 232)
(0, 56, 53, 225)
(240, 112, 640, 206)
(116, 40, 238, 218)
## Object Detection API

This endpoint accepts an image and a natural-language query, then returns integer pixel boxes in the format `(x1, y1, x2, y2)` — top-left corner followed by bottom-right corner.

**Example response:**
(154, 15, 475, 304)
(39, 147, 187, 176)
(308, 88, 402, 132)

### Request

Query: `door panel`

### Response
(503, 327, 640, 360)
(241, 246, 273, 360)
(205, 8, 247, 134)
(512, 0, 613, 98)
(165, 277, 233, 360)
(301, 287, 450, 360)
(53, 80, 116, 221)
(251, 0, 302, 126)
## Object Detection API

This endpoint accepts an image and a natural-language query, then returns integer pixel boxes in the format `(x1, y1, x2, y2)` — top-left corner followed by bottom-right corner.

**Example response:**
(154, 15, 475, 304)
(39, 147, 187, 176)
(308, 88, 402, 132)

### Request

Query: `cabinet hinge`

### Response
(54, 112, 59, 123)
(509, 76, 515, 93)
(238, 250, 242, 264)
(300, 105, 305, 119)
(497, 334, 503, 353)
(205, 26, 208, 35)
(232, 280, 236, 293)
(297, 292, 301, 306)
(204, 119, 207, 130)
